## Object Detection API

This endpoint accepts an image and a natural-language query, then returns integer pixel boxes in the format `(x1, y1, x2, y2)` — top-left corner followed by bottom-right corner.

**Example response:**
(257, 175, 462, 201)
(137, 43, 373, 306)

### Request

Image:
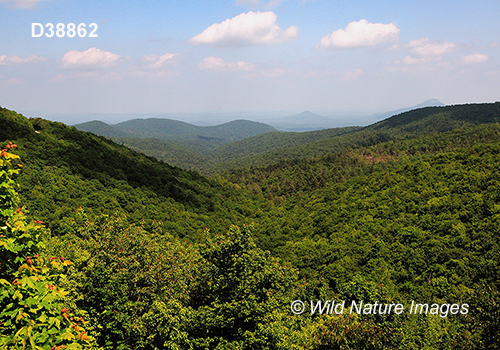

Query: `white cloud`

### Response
(0, 54, 47, 65)
(188, 11, 298, 47)
(317, 19, 400, 49)
(0, 0, 44, 9)
(406, 38, 456, 57)
(140, 53, 177, 69)
(462, 53, 489, 65)
(198, 56, 256, 71)
(61, 47, 121, 69)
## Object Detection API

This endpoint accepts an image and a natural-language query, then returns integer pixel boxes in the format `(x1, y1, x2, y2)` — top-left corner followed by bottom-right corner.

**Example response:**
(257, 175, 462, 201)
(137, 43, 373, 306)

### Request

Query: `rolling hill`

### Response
(112, 126, 361, 172)
(202, 102, 500, 174)
(90, 102, 500, 175)
(75, 118, 277, 142)
(0, 107, 255, 238)
(73, 120, 134, 137)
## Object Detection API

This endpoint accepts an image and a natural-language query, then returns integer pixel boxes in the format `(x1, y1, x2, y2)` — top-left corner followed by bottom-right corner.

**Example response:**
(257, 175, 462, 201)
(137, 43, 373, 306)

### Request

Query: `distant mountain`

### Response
(74, 120, 133, 137)
(371, 99, 446, 121)
(205, 102, 500, 174)
(75, 102, 500, 175)
(74, 118, 277, 142)
(267, 111, 337, 131)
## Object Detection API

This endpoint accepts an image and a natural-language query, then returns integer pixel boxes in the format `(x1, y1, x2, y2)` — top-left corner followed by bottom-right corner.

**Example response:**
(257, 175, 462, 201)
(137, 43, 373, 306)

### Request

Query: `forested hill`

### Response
(75, 117, 277, 142)
(73, 120, 133, 137)
(111, 126, 361, 172)
(73, 102, 500, 175)
(203, 102, 500, 173)
(367, 102, 500, 133)
(0, 107, 255, 237)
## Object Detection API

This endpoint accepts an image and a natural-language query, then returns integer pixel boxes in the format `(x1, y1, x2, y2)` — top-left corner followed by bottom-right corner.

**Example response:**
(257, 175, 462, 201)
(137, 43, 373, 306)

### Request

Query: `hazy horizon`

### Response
(1, 0, 499, 124)
(16, 98, 446, 128)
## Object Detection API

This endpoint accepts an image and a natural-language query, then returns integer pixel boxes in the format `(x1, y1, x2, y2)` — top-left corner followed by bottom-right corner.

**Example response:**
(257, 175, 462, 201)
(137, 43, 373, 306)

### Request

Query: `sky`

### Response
(0, 0, 499, 124)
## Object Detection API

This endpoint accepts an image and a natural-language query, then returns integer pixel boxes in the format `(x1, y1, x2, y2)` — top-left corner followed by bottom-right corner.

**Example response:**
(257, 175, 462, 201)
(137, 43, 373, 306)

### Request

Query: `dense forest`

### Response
(85, 103, 500, 175)
(75, 118, 277, 143)
(1, 103, 500, 349)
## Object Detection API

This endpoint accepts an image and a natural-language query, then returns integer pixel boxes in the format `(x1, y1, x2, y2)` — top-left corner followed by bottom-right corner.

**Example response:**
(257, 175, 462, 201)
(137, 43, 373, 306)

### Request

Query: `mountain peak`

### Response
(415, 99, 446, 108)
(372, 99, 446, 121)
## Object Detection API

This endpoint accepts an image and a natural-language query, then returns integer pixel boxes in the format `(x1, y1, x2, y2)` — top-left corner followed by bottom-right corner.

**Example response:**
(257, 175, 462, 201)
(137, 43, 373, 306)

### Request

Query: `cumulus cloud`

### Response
(0, 0, 44, 9)
(61, 47, 121, 69)
(406, 37, 456, 57)
(0, 54, 47, 65)
(140, 53, 178, 69)
(188, 11, 298, 47)
(462, 53, 489, 65)
(317, 19, 400, 49)
(198, 56, 256, 71)
(385, 38, 458, 68)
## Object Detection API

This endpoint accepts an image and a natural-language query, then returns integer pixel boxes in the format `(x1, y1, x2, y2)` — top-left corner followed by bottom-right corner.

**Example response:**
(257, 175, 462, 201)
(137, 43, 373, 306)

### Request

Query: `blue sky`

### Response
(0, 0, 499, 123)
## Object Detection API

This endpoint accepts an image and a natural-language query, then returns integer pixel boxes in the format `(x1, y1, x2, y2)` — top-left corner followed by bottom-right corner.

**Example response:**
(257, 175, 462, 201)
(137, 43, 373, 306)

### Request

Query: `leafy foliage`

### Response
(1, 108, 260, 239)
(75, 118, 277, 142)
(187, 225, 298, 349)
(0, 143, 94, 350)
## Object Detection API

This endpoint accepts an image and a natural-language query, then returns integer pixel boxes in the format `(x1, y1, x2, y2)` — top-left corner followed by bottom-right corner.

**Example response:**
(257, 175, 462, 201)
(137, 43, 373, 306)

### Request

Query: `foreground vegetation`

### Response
(1, 103, 500, 349)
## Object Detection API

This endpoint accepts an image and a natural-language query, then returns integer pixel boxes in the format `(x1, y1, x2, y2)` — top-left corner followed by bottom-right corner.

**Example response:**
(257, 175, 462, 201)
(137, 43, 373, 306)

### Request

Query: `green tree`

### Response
(188, 224, 298, 349)
(0, 143, 94, 349)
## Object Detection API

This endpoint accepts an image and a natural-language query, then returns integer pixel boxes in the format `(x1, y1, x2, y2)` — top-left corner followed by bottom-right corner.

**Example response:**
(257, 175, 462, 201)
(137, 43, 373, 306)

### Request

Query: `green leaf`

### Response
(62, 330, 76, 340)
(20, 276, 37, 289)
(38, 312, 47, 323)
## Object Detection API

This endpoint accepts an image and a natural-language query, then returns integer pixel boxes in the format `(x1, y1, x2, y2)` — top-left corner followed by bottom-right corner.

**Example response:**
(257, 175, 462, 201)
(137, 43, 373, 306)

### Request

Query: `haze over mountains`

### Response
(75, 119, 277, 142)
(74, 99, 446, 137)
(370, 99, 446, 121)
(72, 100, 500, 175)
(258, 100, 446, 131)
(37, 99, 447, 132)
(263, 110, 337, 131)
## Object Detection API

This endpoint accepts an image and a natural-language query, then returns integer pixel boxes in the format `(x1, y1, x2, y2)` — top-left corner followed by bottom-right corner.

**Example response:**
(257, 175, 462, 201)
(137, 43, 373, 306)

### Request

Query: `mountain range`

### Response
(73, 99, 446, 137)
(73, 101, 500, 174)
(75, 118, 277, 142)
